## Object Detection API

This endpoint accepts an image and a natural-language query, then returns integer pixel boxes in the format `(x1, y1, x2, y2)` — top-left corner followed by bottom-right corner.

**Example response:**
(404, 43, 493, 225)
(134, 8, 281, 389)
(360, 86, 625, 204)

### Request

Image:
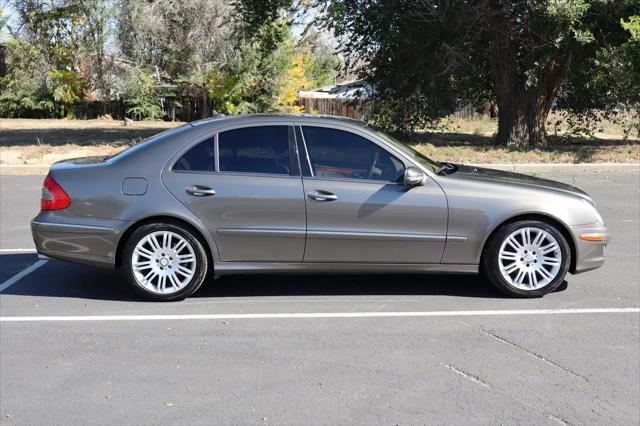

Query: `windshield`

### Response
(368, 127, 441, 173)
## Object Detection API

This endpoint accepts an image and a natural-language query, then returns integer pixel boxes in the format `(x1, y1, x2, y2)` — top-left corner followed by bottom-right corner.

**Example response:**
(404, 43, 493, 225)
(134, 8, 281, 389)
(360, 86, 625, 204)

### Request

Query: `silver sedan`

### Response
(32, 115, 610, 301)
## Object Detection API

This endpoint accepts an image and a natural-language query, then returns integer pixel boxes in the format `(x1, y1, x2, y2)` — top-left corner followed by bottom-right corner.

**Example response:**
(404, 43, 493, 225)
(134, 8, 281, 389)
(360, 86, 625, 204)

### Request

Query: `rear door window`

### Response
(173, 137, 215, 172)
(218, 126, 290, 175)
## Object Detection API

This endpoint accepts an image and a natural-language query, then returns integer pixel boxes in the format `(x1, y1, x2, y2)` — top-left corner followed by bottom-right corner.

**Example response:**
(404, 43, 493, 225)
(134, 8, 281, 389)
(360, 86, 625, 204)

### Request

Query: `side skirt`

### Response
(213, 262, 478, 277)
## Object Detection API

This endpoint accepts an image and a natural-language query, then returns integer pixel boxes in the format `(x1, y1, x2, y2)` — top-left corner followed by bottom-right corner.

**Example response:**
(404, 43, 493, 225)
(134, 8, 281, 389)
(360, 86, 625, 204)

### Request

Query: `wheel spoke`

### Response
(176, 265, 193, 278)
(134, 246, 154, 259)
(141, 269, 156, 285)
(507, 236, 523, 251)
(532, 230, 545, 248)
(158, 275, 167, 292)
(134, 261, 154, 271)
(168, 273, 181, 289)
(540, 242, 559, 255)
(499, 252, 519, 260)
(503, 262, 519, 274)
(177, 255, 195, 264)
(542, 256, 561, 265)
(173, 239, 187, 253)
(514, 269, 526, 285)
(148, 234, 162, 252)
(161, 231, 170, 250)
(538, 266, 553, 280)
(528, 271, 537, 288)
(522, 228, 531, 246)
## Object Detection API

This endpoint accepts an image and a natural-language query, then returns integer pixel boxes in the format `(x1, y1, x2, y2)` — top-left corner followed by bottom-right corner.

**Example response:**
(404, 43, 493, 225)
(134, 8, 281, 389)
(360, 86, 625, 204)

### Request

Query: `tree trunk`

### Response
(494, 58, 569, 147)
(201, 89, 211, 119)
(495, 92, 547, 147)
(485, 2, 569, 147)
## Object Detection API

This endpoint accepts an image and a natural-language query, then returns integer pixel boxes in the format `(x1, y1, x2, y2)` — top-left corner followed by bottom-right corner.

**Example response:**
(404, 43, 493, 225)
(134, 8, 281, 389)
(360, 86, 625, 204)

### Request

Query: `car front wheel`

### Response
(482, 220, 571, 298)
(123, 222, 209, 301)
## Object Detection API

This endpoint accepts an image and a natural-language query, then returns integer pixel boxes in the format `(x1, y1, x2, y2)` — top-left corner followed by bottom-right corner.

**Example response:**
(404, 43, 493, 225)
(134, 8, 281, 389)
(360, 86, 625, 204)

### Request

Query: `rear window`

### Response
(218, 126, 290, 175)
(173, 137, 215, 172)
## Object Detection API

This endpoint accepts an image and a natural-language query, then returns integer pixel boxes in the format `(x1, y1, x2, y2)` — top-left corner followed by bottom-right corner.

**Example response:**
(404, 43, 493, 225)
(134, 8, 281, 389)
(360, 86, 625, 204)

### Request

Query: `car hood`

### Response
(446, 164, 591, 200)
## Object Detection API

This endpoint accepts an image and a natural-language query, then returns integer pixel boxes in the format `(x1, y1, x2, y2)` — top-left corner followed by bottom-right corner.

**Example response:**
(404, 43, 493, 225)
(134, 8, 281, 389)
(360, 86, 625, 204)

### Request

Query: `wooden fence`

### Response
(298, 96, 375, 120)
(298, 94, 494, 120)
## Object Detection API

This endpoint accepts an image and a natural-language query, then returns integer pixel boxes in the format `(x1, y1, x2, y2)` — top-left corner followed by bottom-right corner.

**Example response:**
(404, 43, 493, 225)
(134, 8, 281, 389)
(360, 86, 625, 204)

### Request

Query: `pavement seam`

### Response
(442, 363, 491, 388)
(479, 328, 589, 382)
(548, 413, 572, 426)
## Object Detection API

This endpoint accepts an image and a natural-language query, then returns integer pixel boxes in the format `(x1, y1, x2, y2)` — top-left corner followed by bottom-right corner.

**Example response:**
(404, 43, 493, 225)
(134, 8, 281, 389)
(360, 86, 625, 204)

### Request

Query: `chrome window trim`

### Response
(302, 175, 404, 186)
(295, 125, 315, 177)
(214, 132, 220, 172)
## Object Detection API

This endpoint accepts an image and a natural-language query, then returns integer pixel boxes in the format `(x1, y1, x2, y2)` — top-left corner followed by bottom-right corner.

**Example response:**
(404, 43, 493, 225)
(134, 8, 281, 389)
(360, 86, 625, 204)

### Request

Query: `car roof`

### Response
(189, 113, 368, 130)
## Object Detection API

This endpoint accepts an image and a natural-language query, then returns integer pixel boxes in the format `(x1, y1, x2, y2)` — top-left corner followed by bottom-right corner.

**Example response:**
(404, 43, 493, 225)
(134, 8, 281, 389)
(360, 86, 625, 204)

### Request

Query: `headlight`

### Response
(582, 198, 604, 223)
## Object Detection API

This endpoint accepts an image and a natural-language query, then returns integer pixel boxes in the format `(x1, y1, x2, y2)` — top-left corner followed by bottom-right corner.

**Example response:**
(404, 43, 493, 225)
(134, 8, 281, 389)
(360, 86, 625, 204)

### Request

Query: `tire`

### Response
(123, 222, 209, 301)
(482, 220, 571, 298)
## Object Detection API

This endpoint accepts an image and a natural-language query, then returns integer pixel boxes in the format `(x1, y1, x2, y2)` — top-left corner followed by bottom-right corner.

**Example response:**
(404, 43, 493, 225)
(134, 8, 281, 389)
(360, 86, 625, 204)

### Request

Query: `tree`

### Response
(322, 0, 640, 146)
(280, 53, 309, 112)
(121, 67, 163, 120)
(75, 0, 117, 110)
(48, 68, 83, 117)
(118, 0, 235, 118)
(207, 23, 293, 114)
(0, 39, 55, 117)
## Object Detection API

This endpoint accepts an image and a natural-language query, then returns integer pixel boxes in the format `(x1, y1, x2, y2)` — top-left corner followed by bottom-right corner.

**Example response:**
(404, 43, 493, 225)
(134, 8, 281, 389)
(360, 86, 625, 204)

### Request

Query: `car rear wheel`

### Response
(482, 220, 571, 297)
(123, 222, 209, 301)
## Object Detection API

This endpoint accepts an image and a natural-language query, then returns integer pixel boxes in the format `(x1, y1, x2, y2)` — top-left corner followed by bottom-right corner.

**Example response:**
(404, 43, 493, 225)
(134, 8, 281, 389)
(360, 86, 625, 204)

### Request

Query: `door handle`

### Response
(185, 185, 216, 197)
(307, 191, 338, 202)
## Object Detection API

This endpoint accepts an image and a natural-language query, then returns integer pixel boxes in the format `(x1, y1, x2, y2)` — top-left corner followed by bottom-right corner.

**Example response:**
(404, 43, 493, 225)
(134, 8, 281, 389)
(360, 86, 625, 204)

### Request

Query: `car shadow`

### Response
(1, 253, 568, 302)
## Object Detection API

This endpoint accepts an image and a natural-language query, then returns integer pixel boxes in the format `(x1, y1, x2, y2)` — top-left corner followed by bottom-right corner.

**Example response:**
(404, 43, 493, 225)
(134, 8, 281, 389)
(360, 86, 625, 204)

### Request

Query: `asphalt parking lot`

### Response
(1, 167, 639, 425)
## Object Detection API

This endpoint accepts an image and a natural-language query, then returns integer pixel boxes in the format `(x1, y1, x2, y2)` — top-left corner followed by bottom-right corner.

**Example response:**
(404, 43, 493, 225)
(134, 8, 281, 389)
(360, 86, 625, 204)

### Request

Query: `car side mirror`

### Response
(403, 167, 426, 186)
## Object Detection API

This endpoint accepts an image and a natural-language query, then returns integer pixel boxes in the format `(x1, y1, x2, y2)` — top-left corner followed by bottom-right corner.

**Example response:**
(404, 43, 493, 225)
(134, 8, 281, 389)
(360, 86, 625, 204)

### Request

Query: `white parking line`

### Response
(0, 248, 37, 253)
(1, 307, 638, 322)
(0, 260, 47, 293)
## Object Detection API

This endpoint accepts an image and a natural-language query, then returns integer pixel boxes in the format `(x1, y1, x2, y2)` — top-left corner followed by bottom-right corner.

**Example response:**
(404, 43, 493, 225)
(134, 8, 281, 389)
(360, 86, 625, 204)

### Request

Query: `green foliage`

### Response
(557, 13, 640, 139)
(304, 46, 339, 89)
(323, 0, 640, 144)
(121, 68, 163, 120)
(48, 69, 84, 117)
(0, 40, 56, 118)
(207, 23, 294, 115)
(233, 0, 291, 52)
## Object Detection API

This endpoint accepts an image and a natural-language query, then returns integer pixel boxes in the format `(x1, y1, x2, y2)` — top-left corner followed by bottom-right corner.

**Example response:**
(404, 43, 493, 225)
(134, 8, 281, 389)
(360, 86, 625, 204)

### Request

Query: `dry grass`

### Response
(0, 118, 181, 166)
(0, 117, 638, 167)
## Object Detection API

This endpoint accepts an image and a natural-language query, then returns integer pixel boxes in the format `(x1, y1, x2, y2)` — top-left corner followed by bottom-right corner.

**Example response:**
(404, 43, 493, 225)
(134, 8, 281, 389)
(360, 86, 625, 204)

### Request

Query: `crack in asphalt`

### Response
(548, 413, 572, 425)
(443, 363, 492, 388)
(480, 328, 590, 383)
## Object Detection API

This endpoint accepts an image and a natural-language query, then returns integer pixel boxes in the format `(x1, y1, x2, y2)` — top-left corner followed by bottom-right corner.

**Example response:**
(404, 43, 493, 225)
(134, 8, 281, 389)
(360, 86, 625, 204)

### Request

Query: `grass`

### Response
(0, 116, 638, 167)
(0, 118, 181, 166)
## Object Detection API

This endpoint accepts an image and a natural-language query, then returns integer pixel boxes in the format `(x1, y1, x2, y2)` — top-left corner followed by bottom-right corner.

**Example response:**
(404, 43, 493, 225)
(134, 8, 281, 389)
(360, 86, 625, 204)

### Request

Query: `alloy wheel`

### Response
(497, 227, 562, 290)
(131, 230, 197, 294)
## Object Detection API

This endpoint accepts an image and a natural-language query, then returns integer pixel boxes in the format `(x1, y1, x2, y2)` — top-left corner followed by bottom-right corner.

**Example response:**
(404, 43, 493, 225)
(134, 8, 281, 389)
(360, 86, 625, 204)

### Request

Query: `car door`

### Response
(297, 124, 448, 263)
(163, 122, 306, 262)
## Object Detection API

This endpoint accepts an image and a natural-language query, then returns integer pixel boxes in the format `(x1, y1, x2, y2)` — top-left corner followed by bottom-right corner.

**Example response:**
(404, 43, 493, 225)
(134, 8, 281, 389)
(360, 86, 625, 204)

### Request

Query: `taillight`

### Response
(41, 174, 71, 211)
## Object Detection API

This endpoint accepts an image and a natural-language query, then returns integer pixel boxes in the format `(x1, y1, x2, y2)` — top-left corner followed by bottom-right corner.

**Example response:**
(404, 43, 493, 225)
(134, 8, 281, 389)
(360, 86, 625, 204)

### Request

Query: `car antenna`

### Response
(211, 110, 225, 119)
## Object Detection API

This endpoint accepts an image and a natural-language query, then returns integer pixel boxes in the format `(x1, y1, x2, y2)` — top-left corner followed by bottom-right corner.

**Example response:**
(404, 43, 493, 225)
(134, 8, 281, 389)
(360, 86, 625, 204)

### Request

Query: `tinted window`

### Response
(173, 137, 215, 172)
(219, 126, 290, 175)
(302, 126, 405, 181)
